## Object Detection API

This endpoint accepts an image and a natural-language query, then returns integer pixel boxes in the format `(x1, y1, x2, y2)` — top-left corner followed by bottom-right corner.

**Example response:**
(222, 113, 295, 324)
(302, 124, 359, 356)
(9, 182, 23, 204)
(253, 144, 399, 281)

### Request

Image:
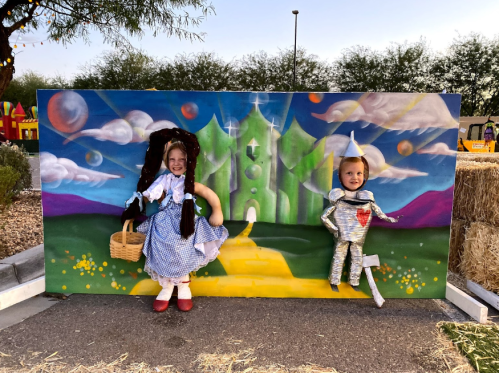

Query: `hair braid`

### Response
(136, 128, 200, 238)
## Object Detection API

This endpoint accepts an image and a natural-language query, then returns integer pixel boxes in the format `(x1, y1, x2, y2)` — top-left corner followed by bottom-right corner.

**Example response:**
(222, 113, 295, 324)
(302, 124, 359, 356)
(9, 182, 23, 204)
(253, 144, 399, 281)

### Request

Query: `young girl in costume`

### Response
(321, 132, 397, 292)
(122, 128, 228, 312)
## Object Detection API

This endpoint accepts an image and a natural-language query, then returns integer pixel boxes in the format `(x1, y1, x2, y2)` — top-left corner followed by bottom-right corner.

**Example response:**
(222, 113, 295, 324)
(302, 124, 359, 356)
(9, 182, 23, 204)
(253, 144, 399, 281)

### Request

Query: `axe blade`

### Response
(363, 254, 380, 268)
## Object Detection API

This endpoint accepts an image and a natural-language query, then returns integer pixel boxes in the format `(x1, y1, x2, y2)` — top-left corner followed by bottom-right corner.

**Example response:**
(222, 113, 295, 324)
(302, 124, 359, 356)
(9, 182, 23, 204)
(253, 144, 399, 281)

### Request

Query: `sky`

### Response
(10, 0, 499, 79)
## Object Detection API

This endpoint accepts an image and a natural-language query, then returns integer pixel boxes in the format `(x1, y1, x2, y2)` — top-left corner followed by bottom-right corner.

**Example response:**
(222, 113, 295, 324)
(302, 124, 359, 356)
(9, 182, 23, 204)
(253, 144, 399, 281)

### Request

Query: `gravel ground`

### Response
(0, 190, 43, 260)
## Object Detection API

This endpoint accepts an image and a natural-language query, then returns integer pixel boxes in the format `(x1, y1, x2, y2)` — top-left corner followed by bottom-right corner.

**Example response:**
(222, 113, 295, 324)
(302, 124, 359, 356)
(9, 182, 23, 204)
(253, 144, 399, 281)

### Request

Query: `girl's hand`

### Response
(209, 210, 223, 226)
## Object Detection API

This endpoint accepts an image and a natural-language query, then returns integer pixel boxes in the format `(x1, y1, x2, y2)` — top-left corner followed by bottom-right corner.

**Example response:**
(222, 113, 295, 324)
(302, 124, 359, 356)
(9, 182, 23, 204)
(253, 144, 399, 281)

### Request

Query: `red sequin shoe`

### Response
(177, 299, 193, 312)
(152, 300, 169, 312)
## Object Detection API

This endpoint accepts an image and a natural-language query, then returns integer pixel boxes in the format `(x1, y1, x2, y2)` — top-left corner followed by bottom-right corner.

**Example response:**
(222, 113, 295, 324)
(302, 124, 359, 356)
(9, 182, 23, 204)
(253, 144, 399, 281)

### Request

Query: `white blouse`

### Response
(142, 173, 186, 204)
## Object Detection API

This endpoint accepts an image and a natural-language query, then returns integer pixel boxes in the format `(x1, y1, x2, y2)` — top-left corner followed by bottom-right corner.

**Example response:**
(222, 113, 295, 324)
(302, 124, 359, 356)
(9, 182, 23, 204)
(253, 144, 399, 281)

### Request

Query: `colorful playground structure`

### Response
(0, 101, 38, 140)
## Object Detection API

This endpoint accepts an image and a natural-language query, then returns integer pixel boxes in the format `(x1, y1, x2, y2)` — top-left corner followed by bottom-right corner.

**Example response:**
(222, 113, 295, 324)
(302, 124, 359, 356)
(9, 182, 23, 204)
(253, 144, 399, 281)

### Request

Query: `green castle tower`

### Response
(195, 115, 235, 218)
(230, 105, 279, 222)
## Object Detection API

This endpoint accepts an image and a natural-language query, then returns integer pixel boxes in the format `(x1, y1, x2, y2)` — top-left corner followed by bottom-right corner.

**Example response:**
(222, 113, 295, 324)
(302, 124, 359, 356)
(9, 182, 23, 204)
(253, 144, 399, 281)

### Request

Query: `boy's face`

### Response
(340, 161, 364, 191)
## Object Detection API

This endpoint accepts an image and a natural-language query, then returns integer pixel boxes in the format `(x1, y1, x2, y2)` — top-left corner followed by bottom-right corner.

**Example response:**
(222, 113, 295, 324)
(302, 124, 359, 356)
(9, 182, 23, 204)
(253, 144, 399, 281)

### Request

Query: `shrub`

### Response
(0, 144, 32, 196)
(0, 166, 20, 212)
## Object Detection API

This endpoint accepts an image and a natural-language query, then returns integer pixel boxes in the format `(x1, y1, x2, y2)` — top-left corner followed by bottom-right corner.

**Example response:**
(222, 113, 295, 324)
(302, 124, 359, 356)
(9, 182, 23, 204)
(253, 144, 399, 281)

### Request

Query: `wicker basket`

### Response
(110, 219, 145, 262)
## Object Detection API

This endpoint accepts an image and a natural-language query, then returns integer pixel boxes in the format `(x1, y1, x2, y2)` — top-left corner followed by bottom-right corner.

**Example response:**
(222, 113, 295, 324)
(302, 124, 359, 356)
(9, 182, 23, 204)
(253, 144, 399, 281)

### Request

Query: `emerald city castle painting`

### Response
(38, 90, 460, 299)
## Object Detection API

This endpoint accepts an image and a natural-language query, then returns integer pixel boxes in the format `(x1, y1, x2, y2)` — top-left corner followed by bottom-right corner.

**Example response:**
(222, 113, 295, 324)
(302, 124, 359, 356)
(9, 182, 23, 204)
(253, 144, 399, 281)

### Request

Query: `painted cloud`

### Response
(40, 152, 123, 187)
(323, 134, 428, 180)
(417, 142, 457, 156)
(63, 110, 178, 145)
(312, 93, 458, 132)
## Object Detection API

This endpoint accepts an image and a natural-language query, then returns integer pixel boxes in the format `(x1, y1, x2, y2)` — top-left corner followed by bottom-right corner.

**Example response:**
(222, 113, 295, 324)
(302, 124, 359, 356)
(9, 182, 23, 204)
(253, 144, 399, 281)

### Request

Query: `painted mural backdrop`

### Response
(38, 90, 460, 299)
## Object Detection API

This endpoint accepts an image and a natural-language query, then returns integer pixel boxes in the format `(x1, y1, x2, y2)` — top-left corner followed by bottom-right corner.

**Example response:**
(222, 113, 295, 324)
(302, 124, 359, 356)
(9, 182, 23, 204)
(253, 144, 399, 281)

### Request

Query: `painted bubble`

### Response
(47, 91, 88, 133)
(308, 93, 324, 103)
(245, 164, 262, 180)
(85, 150, 103, 167)
(181, 102, 199, 120)
(397, 140, 414, 156)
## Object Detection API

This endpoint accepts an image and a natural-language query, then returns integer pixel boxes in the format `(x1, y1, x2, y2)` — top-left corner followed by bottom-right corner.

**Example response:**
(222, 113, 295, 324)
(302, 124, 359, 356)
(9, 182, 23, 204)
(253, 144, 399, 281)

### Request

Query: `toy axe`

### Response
(363, 254, 384, 308)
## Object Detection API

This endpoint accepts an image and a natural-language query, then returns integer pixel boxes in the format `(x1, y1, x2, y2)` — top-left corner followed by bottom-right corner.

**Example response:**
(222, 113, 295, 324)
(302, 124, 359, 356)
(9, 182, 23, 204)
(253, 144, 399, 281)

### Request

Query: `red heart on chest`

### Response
(356, 209, 371, 227)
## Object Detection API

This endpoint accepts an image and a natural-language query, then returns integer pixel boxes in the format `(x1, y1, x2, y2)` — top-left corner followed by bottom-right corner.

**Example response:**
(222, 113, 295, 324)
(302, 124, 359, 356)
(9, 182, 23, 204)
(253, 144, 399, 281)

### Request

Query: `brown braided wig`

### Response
(123, 128, 200, 238)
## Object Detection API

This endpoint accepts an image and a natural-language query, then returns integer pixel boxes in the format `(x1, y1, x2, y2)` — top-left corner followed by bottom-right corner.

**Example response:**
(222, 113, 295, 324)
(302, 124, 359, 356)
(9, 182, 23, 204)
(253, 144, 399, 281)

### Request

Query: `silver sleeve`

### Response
(371, 202, 397, 223)
(321, 204, 338, 234)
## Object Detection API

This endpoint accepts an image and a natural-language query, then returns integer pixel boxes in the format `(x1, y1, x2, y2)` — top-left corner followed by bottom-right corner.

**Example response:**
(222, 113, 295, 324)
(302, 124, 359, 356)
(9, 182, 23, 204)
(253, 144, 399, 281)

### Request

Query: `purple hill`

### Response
(371, 187, 454, 229)
(42, 192, 125, 217)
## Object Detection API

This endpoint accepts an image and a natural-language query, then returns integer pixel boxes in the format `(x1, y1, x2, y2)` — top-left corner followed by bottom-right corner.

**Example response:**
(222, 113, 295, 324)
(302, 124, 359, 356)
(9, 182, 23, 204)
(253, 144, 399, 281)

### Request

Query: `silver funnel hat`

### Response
(342, 131, 365, 158)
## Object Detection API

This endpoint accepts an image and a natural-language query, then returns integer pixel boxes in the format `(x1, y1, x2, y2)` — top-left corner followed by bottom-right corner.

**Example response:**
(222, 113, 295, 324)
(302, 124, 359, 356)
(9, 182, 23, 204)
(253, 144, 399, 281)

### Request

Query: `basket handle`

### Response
(122, 219, 134, 247)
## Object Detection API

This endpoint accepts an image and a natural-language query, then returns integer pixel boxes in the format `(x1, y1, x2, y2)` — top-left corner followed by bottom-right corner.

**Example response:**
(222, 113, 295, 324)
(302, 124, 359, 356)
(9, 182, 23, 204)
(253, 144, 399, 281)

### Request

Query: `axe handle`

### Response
(364, 267, 385, 308)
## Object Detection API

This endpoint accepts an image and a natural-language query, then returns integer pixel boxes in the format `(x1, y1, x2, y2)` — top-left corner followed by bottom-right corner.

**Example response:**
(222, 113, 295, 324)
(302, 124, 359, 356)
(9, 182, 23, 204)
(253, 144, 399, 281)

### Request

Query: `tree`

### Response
(334, 40, 432, 93)
(236, 48, 333, 92)
(0, 0, 214, 98)
(2, 70, 67, 106)
(73, 49, 159, 90)
(157, 52, 238, 91)
(429, 33, 499, 116)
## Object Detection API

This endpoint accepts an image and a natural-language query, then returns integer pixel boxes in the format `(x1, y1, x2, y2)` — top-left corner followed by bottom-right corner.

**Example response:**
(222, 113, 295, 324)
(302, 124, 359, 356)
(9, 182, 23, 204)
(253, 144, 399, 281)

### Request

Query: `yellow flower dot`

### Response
(400, 286, 403, 289)
(62, 285, 67, 290)
(51, 259, 56, 263)
(99, 267, 103, 271)
(415, 284, 419, 288)
(73, 266, 76, 270)
(123, 287, 126, 291)
(120, 270, 125, 274)
(437, 261, 441, 264)
(205, 272, 209, 275)
(92, 267, 95, 271)
(407, 274, 411, 279)
(87, 253, 92, 257)
(62, 270, 66, 274)
(422, 283, 426, 286)
(396, 280, 399, 284)
(91, 262, 95, 265)
(434, 277, 438, 282)
(414, 274, 418, 277)
(82, 255, 87, 259)
(103, 262, 108, 267)
(111, 281, 117, 288)
(137, 268, 142, 273)
(406, 287, 414, 295)
(86, 284, 90, 289)
(80, 272, 84, 276)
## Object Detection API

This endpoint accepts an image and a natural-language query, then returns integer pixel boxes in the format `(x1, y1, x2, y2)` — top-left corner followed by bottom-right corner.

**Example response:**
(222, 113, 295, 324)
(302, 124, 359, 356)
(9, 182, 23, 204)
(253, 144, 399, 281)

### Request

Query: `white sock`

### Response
(156, 282, 174, 301)
(177, 275, 192, 300)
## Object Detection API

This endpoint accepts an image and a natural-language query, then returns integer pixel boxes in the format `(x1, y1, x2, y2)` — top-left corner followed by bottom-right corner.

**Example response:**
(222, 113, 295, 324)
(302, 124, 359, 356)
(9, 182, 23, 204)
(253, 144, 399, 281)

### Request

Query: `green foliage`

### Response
(0, 145, 32, 197)
(440, 322, 499, 372)
(0, 0, 214, 100)
(0, 166, 20, 212)
(334, 39, 432, 92)
(2, 71, 69, 108)
(73, 49, 158, 90)
(428, 33, 499, 116)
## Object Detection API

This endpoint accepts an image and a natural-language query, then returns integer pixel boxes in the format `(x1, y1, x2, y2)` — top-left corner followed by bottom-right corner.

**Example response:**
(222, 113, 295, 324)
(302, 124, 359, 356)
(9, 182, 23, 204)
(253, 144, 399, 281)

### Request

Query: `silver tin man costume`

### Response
(321, 188, 396, 286)
(321, 132, 397, 288)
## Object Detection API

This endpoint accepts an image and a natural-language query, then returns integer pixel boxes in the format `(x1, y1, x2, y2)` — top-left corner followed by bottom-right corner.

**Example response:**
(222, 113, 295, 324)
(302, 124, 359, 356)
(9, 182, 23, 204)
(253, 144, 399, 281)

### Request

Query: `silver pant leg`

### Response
(329, 240, 350, 285)
(348, 242, 363, 286)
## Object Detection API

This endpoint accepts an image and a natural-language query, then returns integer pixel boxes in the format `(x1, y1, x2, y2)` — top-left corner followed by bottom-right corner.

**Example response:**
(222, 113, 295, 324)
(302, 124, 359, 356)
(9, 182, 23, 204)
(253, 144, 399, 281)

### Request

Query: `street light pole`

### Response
(292, 10, 299, 91)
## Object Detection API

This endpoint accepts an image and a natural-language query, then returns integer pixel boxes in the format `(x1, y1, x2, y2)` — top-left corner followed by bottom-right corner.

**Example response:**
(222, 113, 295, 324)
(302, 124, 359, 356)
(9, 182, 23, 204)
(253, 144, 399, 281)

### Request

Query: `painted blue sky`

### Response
(38, 90, 459, 214)
(12, 0, 499, 79)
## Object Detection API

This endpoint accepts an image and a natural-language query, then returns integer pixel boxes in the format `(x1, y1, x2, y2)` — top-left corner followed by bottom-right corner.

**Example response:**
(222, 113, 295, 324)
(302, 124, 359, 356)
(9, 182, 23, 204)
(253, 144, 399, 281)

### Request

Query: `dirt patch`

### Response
(0, 191, 43, 260)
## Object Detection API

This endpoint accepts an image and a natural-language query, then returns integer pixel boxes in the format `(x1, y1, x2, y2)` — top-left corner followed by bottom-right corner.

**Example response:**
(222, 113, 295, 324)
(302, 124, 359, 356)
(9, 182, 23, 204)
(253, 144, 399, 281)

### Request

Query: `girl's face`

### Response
(340, 161, 364, 191)
(168, 148, 187, 176)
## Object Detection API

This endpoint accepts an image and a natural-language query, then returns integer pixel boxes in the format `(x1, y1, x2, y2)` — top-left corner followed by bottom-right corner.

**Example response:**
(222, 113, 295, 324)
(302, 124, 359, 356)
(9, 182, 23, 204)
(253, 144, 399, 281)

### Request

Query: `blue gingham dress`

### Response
(137, 174, 228, 286)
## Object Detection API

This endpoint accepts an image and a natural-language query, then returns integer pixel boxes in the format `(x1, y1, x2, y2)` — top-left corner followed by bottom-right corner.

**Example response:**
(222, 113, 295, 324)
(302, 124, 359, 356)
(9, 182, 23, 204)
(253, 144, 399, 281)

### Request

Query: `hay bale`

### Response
(462, 222, 499, 293)
(453, 161, 499, 227)
(457, 153, 499, 164)
(449, 219, 467, 275)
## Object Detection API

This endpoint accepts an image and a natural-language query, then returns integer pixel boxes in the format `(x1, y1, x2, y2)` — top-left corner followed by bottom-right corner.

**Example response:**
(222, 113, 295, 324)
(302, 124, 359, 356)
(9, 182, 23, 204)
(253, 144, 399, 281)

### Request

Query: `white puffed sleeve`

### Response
(142, 174, 169, 202)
